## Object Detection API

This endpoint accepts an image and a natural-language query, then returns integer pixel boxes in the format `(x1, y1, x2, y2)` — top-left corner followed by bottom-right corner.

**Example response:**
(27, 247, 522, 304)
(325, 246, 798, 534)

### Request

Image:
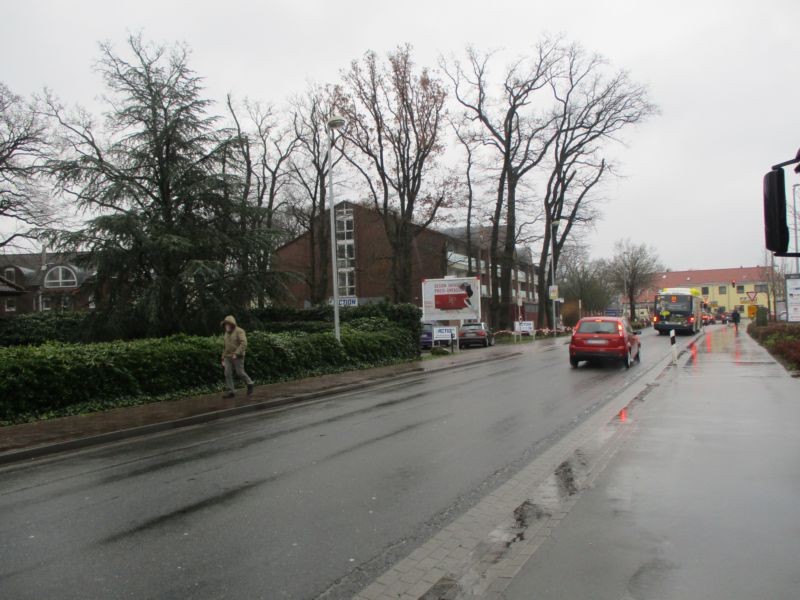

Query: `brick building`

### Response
(0, 251, 94, 316)
(275, 202, 539, 326)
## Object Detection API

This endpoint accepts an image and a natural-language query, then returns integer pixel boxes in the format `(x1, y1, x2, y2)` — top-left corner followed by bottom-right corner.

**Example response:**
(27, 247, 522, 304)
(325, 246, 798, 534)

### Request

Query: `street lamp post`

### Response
(550, 220, 561, 337)
(793, 184, 799, 274)
(326, 115, 346, 342)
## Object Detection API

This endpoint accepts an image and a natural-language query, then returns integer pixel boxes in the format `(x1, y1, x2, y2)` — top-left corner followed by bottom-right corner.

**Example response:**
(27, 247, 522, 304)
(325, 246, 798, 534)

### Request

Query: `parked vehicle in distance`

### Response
(716, 312, 729, 324)
(420, 322, 433, 350)
(459, 322, 495, 348)
(569, 317, 641, 368)
(701, 312, 714, 326)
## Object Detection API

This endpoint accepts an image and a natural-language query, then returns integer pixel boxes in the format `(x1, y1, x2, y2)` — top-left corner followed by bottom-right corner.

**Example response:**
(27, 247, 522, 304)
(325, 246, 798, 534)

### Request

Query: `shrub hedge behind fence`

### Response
(0, 319, 416, 423)
(0, 302, 423, 347)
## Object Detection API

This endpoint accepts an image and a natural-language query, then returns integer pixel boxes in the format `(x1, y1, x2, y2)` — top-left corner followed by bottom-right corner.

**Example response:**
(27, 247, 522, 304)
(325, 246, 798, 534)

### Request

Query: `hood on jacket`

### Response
(221, 315, 237, 328)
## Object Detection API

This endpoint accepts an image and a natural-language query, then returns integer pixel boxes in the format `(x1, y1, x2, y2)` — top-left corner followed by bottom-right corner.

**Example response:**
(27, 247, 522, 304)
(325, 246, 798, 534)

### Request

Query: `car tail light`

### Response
(617, 323, 624, 334)
(653, 316, 659, 323)
(478, 330, 486, 337)
(688, 316, 694, 323)
(459, 331, 465, 337)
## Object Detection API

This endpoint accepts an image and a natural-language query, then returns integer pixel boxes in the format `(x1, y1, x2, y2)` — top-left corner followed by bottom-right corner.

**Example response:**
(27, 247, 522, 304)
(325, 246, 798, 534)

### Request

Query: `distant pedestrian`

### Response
(221, 315, 254, 398)
(730, 308, 741, 334)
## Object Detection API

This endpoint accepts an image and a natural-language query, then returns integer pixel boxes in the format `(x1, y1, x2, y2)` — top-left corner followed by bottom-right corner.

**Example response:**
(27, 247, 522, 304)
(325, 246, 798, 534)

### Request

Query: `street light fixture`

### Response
(327, 115, 346, 342)
(550, 219, 561, 338)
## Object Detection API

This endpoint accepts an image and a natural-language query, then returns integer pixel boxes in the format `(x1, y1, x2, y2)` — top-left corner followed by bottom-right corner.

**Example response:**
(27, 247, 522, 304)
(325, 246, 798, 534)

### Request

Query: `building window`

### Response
(40, 296, 51, 311)
(4, 267, 14, 283)
(718, 285, 726, 294)
(61, 295, 73, 310)
(338, 270, 356, 297)
(754, 284, 768, 293)
(701, 286, 709, 295)
(4, 298, 16, 312)
(736, 285, 745, 294)
(44, 266, 78, 288)
(335, 208, 356, 297)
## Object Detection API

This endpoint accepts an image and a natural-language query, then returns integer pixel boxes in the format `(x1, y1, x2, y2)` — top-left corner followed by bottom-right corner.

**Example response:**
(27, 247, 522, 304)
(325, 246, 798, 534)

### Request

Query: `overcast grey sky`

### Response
(3, 0, 799, 270)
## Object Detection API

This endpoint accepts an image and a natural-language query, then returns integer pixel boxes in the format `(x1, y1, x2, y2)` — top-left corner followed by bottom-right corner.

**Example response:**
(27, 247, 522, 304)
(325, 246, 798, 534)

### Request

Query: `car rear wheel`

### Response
(623, 349, 631, 369)
(635, 346, 641, 362)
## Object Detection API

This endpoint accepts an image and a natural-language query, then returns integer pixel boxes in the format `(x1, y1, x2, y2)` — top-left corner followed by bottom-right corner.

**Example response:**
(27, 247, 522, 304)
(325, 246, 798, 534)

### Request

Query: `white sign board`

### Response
(329, 296, 358, 307)
(421, 277, 481, 322)
(514, 321, 534, 332)
(548, 285, 559, 301)
(786, 275, 800, 323)
(433, 326, 458, 342)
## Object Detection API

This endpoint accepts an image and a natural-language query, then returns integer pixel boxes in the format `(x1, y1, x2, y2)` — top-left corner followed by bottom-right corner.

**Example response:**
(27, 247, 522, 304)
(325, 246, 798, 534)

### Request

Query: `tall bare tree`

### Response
(0, 82, 51, 248)
(224, 97, 299, 307)
(444, 42, 562, 328)
(337, 45, 451, 302)
(604, 239, 663, 322)
(287, 84, 344, 304)
(536, 44, 656, 326)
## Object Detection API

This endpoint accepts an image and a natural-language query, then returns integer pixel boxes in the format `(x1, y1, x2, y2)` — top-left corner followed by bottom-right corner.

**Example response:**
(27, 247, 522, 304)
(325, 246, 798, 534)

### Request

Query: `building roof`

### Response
(0, 274, 26, 296)
(651, 266, 773, 288)
(0, 251, 92, 287)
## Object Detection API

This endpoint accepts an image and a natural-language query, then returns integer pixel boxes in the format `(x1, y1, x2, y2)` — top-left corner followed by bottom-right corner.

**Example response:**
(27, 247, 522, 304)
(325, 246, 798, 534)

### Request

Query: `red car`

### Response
(569, 317, 641, 368)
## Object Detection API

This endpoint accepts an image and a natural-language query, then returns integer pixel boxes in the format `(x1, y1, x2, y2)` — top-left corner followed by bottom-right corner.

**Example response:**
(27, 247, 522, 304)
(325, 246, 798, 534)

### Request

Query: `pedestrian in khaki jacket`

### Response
(221, 315, 254, 398)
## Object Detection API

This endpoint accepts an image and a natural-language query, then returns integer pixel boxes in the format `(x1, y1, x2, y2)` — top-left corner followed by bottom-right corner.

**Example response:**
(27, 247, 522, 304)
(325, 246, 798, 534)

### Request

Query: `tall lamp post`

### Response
(793, 184, 799, 274)
(550, 219, 561, 337)
(327, 115, 346, 342)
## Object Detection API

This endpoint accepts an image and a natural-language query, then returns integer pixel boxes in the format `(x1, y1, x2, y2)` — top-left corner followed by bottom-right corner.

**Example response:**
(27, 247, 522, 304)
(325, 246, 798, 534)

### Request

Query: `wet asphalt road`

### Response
(0, 329, 687, 599)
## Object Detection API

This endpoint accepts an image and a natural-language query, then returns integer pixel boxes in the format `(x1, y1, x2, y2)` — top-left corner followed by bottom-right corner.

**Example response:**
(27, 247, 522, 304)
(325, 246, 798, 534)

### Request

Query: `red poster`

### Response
(434, 292, 468, 310)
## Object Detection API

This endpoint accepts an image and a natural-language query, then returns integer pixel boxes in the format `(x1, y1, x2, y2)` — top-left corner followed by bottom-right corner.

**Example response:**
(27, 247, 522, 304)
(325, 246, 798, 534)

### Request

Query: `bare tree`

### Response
(452, 122, 477, 275)
(224, 97, 299, 307)
(287, 83, 344, 304)
(537, 44, 656, 326)
(0, 82, 51, 248)
(604, 239, 663, 322)
(444, 42, 562, 328)
(337, 45, 451, 302)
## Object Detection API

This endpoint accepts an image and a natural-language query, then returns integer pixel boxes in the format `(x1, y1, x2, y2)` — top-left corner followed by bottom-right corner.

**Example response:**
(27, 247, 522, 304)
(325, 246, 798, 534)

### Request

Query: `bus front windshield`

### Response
(656, 294, 692, 314)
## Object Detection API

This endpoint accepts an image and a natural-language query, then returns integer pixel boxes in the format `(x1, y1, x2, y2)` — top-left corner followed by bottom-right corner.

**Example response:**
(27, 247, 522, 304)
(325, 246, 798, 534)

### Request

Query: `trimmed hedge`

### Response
(0, 323, 415, 423)
(0, 302, 423, 347)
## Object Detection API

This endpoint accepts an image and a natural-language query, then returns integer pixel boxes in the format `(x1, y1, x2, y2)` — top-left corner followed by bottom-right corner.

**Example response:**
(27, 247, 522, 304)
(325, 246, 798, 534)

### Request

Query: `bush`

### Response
(0, 302, 423, 350)
(430, 346, 450, 356)
(0, 326, 417, 423)
(748, 322, 800, 370)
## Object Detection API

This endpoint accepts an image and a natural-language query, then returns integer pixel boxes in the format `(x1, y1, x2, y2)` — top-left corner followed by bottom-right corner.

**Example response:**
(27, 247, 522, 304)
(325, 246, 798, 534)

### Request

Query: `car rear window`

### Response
(577, 321, 619, 334)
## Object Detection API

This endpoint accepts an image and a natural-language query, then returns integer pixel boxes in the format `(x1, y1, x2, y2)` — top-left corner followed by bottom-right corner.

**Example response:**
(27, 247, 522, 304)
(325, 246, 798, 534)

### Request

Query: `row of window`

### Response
(700, 284, 768, 295)
(3, 266, 79, 288)
(3, 296, 75, 313)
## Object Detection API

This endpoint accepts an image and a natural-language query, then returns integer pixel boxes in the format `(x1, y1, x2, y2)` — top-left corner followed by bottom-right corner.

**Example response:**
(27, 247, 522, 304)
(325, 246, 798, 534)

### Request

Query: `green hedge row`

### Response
(0, 302, 423, 347)
(0, 320, 416, 423)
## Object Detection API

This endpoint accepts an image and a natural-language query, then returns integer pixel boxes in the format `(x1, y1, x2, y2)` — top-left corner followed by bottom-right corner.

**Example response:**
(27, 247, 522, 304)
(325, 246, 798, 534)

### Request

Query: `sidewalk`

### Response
(501, 325, 800, 599)
(0, 339, 557, 463)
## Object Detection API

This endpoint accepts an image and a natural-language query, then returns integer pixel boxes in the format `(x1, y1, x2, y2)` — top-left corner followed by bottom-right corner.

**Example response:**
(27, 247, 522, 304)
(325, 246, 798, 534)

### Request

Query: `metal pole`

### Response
(793, 184, 799, 274)
(550, 221, 559, 338)
(327, 130, 341, 342)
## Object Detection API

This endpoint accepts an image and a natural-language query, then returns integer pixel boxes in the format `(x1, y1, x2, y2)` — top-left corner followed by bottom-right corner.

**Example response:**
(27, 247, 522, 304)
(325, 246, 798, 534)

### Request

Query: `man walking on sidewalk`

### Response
(221, 315, 254, 398)
(731, 307, 741, 334)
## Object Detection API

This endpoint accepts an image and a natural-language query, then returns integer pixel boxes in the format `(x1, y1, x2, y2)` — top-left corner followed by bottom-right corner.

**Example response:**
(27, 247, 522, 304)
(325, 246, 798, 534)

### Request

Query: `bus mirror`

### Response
(763, 168, 789, 253)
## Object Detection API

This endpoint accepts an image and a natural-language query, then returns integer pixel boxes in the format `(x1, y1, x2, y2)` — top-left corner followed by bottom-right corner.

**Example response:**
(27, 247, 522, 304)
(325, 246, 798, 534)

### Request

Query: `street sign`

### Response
(786, 274, 800, 323)
(514, 321, 534, 333)
(746, 291, 758, 302)
(433, 326, 458, 342)
(548, 285, 559, 300)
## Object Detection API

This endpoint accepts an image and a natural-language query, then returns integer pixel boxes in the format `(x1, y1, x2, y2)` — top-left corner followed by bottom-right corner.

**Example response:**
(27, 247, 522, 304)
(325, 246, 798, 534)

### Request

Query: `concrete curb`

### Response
(0, 349, 525, 467)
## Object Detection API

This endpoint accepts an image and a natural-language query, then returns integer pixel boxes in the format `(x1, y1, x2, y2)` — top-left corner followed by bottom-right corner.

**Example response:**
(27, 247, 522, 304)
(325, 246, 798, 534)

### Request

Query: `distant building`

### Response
(0, 251, 94, 316)
(624, 266, 776, 318)
(275, 201, 540, 326)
